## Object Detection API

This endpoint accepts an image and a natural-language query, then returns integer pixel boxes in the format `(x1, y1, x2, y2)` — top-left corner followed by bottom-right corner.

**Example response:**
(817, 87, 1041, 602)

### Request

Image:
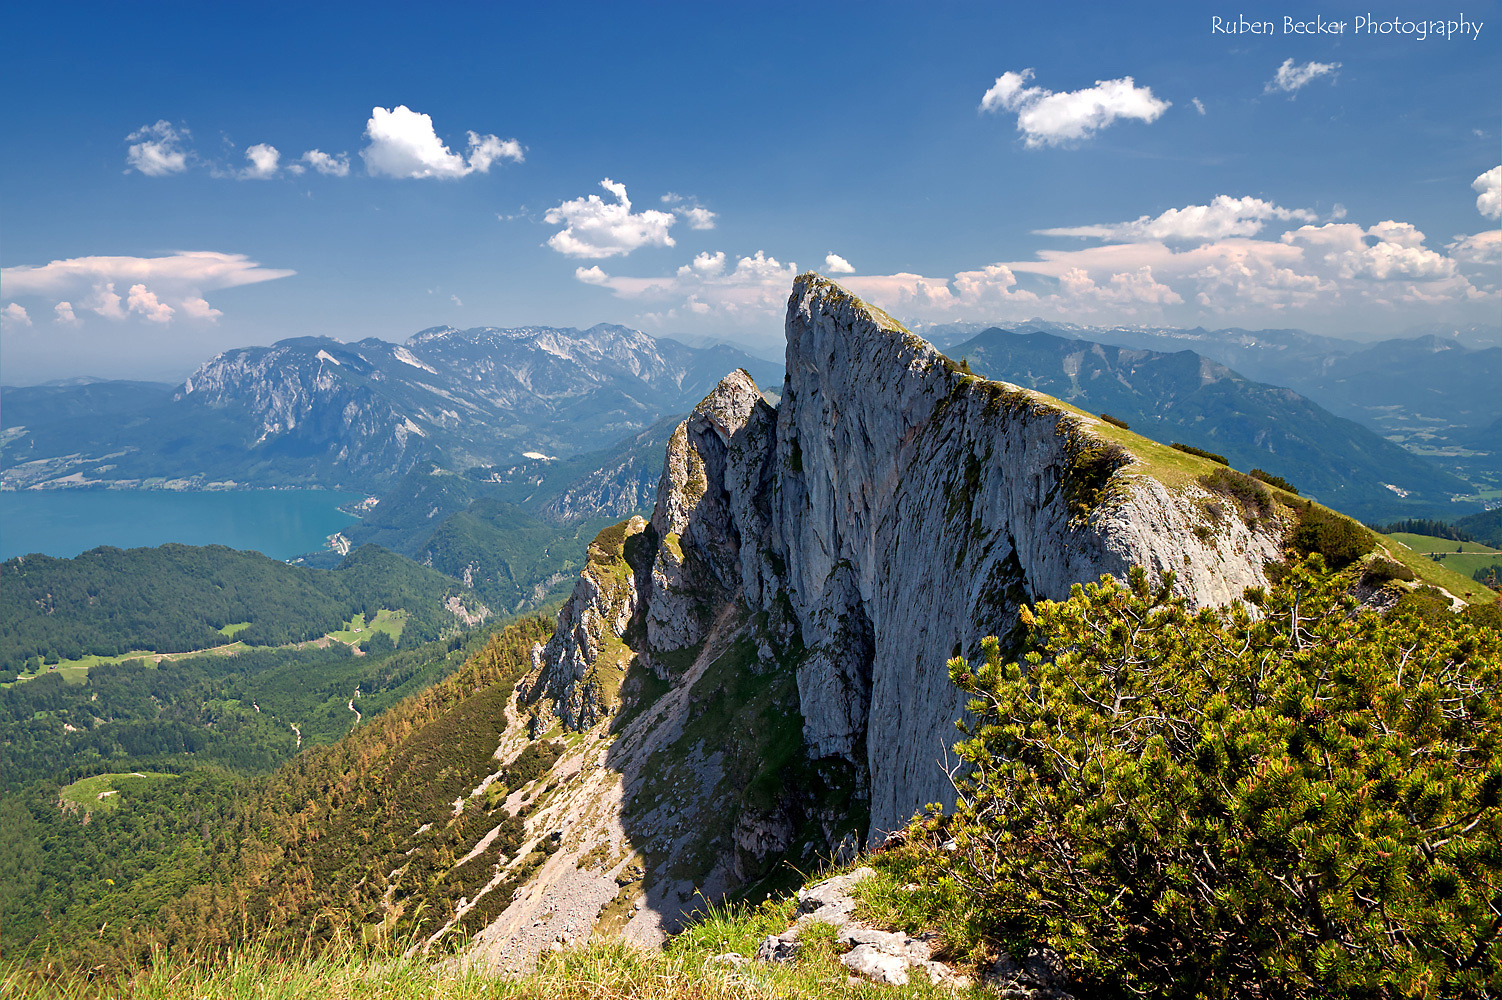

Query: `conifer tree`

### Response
(938, 556, 1502, 998)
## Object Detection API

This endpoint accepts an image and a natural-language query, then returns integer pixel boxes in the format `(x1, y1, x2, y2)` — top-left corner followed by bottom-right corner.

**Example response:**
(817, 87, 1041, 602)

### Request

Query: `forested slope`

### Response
(0, 618, 550, 964)
(1, 542, 480, 669)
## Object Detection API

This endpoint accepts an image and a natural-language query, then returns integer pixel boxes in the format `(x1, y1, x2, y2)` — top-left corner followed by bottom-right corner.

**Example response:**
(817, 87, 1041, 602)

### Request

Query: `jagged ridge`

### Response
(528, 273, 1287, 844)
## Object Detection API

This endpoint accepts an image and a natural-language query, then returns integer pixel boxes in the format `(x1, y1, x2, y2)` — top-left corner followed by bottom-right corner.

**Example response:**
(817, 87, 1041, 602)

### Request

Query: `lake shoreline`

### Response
(0, 488, 365, 562)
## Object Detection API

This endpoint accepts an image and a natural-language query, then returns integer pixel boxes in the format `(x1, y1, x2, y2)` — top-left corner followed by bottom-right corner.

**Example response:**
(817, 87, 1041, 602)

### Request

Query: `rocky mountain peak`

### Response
(527, 273, 1288, 851)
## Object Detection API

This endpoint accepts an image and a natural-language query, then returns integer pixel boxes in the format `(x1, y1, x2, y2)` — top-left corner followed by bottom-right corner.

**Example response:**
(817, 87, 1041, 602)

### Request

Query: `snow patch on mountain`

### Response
(393, 346, 439, 373)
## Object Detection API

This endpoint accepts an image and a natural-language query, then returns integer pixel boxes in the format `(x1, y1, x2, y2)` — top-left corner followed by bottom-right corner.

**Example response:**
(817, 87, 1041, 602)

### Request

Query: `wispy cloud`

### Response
(572, 250, 797, 325)
(660, 192, 718, 230)
(125, 121, 192, 176)
(302, 150, 351, 177)
(1, 251, 294, 325)
(1265, 58, 1341, 95)
(1036, 195, 1320, 242)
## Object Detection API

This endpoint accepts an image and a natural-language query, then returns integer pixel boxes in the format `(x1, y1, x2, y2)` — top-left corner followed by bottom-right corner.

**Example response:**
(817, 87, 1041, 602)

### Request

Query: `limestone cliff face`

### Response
(529, 274, 1286, 838)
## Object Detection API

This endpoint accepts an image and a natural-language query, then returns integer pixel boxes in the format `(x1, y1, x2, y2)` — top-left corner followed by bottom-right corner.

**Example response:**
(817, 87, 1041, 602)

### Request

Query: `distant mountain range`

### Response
(923, 318, 1500, 510)
(1, 325, 782, 492)
(951, 327, 1474, 522)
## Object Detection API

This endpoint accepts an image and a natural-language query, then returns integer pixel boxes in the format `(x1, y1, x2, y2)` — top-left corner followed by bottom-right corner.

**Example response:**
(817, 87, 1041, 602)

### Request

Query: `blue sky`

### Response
(1, 0, 1498, 383)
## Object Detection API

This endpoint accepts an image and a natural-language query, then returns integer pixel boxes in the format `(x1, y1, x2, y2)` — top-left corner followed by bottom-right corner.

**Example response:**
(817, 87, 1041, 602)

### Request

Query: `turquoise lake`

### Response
(0, 490, 362, 561)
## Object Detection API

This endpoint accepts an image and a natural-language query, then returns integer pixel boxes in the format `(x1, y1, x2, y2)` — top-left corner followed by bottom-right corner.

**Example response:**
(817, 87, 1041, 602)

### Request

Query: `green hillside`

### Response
(0, 542, 479, 671)
(1455, 508, 1502, 548)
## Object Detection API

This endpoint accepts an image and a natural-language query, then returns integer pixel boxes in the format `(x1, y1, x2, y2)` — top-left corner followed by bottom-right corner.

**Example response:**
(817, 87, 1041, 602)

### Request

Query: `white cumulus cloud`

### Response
(546, 179, 677, 258)
(2, 303, 32, 329)
(179, 297, 223, 321)
(1266, 58, 1341, 95)
(361, 106, 523, 179)
(838, 205, 1493, 331)
(1474, 166, 1501, 220)
(1037, 195, 1319, 243)
(680, 206, 717, 230)
(1058, 266, 1183, 308)
(125, 121, 191, 176)
(659, 193, 718, 229)
(465, 133, 525, 172)
(979, 68, 1169, 147)
(126, 284, 174, 323)
(824, 253, 856, 274)
(240, 143, 280, 180)
(53, 301, 80, 325)
(89, 283, 125, 319)
(1192, 98, 1206, 115)
(575, 265, 611, 285)
(678, 251, 726, 279)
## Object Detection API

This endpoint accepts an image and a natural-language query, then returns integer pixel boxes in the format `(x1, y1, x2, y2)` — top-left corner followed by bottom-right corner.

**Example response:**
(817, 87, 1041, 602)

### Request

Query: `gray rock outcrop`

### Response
(761, 867, 971, 988)
(528, 273, 1286, 839)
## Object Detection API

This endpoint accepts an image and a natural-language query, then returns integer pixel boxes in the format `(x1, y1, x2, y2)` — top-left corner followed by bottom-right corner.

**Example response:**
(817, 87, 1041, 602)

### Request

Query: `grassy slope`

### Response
(2, 855, 981, 999)
(327, 608, 408, 645)
(57, 772, 175, 816)
(0, 542, 471, 671)
(5, 643, 249, 688)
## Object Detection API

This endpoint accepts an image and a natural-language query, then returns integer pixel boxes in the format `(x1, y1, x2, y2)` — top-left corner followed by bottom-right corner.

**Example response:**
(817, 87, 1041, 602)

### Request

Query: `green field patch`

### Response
(5, 650, 160, 687)
(1374, 534, 1497, 604)
(15, 641, 254, 687)
(58, 771, 174, 816)
(1389, 532, 1501, 555)
(1422, 551, 1502, 581)
(328, 608, 407, 645)
(218, 621, 253, 638)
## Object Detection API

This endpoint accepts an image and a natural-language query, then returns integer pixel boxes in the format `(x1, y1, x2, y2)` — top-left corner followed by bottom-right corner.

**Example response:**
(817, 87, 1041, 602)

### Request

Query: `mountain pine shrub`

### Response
(1249, 468, 1299, 495)
(1292, 502, 1376, 569)
(929, 557, 1502, 999)
(1360, 556, 1416, 586)
(1171, 442, 1229, 465)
